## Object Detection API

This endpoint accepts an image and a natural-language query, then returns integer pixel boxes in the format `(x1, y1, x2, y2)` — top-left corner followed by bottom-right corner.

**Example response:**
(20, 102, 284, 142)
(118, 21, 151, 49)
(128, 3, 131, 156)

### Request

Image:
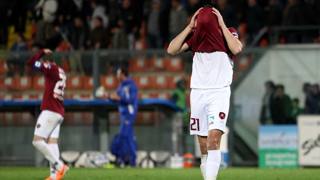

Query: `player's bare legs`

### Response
(198, 136, 208, 179)
(206, 129, 223, 180)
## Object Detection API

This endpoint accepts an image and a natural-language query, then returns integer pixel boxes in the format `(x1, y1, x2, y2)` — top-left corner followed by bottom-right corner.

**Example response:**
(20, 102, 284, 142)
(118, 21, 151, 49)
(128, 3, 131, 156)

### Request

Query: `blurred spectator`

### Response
(260, 81, 275, 124)
(169, 0, 188, 39)
(34, 0, 63, 49)
(303, 83, 319, 114)
(11, 34, 28, 52)
(265, 0, 282, 26)
(186, 0, 201, 15)
(69, 16, 88, 50)
(217, 0, 238, 27)
(246, 0, 264, 43)
(111, 20, 129, 49)
(147, 0, 162, 48)
(90, 0, 109, 29)
(87, 16, 109, 49)
(291, 98, 303, 124)
(270, 84, 292, 124)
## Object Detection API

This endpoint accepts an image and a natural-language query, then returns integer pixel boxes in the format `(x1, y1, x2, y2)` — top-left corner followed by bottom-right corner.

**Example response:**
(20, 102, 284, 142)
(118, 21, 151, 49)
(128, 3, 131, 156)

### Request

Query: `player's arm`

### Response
(27, 49, 54, 74)
(167, 8, 201, 55)
(212, 8, 243, 55)
(119, 83, 138, 104)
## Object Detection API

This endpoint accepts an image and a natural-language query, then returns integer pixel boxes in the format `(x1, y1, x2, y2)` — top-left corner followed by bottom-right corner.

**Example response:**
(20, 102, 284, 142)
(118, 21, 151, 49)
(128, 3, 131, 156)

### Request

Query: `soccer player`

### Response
(97, 66, 138, 167)
(27, 49, 69, 180)
(167, 1, 243, 180)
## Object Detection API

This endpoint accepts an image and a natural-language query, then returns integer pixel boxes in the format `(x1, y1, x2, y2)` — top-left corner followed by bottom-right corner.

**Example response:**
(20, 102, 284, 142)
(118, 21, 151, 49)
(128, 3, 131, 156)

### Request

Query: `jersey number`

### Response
(190, 118, 200, 131)
(53, 70, 66, 101)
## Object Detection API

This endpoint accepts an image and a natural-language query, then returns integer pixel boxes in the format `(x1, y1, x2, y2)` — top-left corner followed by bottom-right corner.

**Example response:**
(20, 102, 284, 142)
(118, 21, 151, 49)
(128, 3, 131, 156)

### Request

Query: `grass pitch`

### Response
(0, 167, 320, 180)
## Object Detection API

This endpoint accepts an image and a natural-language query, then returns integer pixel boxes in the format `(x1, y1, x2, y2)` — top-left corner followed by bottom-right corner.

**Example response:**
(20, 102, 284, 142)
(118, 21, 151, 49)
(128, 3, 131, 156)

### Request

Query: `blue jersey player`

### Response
(109, 66, 138, 167)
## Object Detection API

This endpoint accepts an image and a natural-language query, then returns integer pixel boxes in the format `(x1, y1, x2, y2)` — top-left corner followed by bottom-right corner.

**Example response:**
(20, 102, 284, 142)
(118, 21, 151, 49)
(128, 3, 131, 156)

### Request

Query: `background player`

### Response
(27, 49, 69, 180)
(167, 0, 243, 179)
(96, 66, 139, 167)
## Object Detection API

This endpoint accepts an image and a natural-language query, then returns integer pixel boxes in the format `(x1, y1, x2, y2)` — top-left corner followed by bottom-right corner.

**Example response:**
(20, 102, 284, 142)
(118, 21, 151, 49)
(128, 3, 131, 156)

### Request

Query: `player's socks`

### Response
(200, 154, 207, 180)
(205, 150, 221, 180)
(32, 140, 63, 170)
(49, 143, 60, 178)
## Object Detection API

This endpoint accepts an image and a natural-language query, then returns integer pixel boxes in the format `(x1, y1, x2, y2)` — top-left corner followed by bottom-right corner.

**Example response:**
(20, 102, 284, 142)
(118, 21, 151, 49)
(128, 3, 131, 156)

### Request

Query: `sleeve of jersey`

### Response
(184, 32, 194, 49)
(27, 50, 56, 76)
(228, 27, 239, 39)
(119, 83, 138, 105)
(27, 50, 44, 69)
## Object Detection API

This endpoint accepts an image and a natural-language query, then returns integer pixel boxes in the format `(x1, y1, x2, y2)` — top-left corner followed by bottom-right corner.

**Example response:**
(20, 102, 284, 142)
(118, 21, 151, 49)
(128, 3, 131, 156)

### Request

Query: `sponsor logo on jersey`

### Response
(35, 61, 41, 68)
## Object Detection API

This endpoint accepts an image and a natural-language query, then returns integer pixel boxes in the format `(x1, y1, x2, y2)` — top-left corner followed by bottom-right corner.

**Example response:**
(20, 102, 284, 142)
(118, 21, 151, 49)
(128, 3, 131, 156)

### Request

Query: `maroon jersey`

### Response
(27, 50, 66, 116)
(186, 7, 227, 53)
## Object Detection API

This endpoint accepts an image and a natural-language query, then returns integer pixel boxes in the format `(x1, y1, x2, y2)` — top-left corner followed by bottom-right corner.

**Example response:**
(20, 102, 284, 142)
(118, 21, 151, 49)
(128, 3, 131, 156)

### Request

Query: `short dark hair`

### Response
(201, 0, 217, 7)
(118, 66, 129, 77)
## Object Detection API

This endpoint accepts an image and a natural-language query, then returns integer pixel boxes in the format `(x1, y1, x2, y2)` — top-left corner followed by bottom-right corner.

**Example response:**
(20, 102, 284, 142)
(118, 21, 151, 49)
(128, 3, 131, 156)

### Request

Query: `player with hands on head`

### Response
(167, 0, 242, 179)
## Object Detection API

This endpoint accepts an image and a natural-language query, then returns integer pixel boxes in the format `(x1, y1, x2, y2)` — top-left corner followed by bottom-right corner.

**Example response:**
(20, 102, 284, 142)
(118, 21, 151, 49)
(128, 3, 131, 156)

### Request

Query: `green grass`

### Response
(0, 167, 320, 180)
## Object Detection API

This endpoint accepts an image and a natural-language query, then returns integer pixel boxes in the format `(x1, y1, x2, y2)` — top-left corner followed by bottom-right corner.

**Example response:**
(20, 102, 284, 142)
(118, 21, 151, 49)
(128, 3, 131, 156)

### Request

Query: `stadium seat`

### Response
(4, 77, 13, 89)
(149, 57, 165, 71)
(83, 76, 93, 89)
(100, 75, 117, 89)
(67, 76, 83, 89)
(164, 57, 183, 72)
(133, 76, 153, 89)
(32, 76, 45, 90)
(16, 76, 32, 90)
(129, 57, 148, 72)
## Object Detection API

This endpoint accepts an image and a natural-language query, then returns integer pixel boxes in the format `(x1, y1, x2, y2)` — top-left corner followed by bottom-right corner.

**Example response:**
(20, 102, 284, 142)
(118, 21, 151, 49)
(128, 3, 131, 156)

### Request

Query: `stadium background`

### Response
(1, 0, 320, 178)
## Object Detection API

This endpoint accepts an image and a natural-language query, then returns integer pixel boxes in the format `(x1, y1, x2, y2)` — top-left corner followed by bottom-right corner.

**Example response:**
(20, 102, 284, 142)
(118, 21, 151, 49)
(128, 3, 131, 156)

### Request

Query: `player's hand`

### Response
(110, 93, 120, 101)
(212, 7, 226, 28)
(43, 49, 52, 55)
(188, 8, 202, 30)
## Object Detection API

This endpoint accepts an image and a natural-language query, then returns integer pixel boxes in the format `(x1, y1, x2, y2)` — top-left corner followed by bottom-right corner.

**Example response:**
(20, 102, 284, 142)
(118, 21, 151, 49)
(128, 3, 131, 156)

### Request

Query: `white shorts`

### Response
(34, 110, 63, 139)
(190, 87, 231, 136)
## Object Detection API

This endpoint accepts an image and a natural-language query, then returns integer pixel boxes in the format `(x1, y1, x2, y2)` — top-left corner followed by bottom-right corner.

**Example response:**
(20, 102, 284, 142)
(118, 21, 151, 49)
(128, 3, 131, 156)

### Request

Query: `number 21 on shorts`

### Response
(190, 118, 200, 131)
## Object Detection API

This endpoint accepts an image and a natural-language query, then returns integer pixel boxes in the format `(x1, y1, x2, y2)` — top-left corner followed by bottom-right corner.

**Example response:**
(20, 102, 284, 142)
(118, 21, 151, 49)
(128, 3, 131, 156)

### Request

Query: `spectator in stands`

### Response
(87, 16, 109, 49)
(69, 16, 88, 50)
(246, 0, 264, 43)
(291, 98, 303, 124)
(147, 0, 162, 48)
(169, 0, 188, 39)
(303, 83, 319, 114)
(217, 0, 238, 27)
(265, 0, 282, 26)
(186, 0, 202, 15)
(11, 33, 28, 52)
(34, 0, 60, 48)
(260, 81, 275, 124)
(111, 19, 129, 49)
(270, 84, 292, 124)
(90, 0, 109, 29)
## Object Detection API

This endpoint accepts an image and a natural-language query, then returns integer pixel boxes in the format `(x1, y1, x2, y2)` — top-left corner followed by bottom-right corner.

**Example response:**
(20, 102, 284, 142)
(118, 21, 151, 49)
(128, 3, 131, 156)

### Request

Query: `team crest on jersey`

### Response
(219, 112, 226, 120)
(36, 124, 41, 128)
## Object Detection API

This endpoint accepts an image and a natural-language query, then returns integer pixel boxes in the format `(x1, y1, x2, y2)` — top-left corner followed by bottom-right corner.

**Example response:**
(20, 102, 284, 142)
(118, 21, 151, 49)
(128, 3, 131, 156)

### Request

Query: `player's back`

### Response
(42, 63, 66, 116)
